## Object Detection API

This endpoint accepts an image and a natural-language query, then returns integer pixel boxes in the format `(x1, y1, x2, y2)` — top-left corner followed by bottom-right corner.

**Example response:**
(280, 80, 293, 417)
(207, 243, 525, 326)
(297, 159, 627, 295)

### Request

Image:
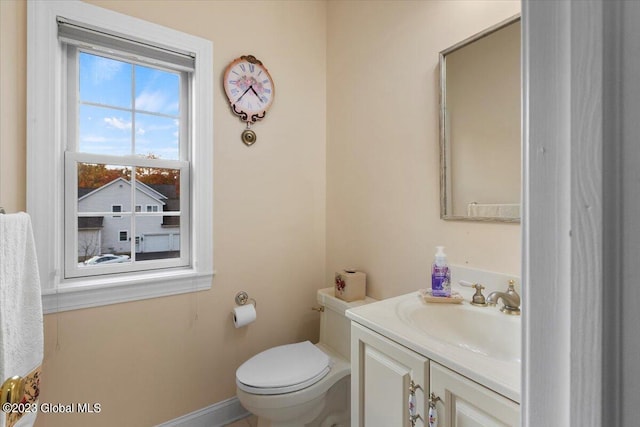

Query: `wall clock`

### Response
(223, 55, 275, 146)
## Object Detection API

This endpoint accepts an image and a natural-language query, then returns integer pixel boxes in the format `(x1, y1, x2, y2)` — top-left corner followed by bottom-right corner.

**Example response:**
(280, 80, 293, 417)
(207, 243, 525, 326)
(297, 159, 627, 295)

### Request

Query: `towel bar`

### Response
(1, 376, 25, 405)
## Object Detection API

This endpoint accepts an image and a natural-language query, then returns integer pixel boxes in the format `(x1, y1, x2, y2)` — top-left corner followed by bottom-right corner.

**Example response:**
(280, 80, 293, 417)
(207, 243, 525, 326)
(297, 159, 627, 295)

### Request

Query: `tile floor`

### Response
(225, 415, 258, 427)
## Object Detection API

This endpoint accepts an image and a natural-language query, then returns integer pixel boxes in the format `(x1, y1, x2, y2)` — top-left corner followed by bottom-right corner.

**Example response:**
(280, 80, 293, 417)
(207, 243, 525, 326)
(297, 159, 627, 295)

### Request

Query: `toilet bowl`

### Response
(235, 288, 375, 427)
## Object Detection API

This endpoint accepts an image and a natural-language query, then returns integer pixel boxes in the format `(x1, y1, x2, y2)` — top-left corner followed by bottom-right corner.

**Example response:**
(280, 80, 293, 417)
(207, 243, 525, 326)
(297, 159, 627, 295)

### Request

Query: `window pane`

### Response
(133, 167, 180, 262)
(134, 167, 180, 212)
(79, 105, 132, 155)
(134, 113, 179, 160)
(78, 163, 133, 265)
(79, 52, 132, 109)
(135, 217, 180, 261)
(135, 65, 180, 116)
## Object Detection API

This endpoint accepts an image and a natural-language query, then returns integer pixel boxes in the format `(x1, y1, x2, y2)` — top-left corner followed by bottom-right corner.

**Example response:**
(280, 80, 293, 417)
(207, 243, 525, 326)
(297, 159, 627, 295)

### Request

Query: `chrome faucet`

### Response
(486, 280, 520, 315)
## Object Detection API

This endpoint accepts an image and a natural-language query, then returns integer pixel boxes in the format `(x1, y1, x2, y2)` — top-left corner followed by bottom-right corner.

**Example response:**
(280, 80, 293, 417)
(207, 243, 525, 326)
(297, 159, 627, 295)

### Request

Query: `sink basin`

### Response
(396, 297, 521, 363)
(346, 289, 522, 402)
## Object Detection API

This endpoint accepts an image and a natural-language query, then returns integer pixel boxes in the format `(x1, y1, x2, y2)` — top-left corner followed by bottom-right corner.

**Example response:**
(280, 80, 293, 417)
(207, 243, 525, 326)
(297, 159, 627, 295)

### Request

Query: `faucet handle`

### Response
(470, 284, 487, 307)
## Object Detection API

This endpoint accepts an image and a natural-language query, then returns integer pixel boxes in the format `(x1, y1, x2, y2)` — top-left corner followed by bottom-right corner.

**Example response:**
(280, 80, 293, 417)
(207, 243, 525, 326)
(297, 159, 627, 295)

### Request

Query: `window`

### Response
(112, 204, 123, 218)
(64, 35, 190, 279)
(28, 1, 213, 313)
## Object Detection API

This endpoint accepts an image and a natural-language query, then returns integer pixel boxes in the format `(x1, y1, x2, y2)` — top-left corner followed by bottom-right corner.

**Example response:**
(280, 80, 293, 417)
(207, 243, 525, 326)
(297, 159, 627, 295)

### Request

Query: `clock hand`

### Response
(235, 86, 252, 103)
(250, 86, 261, 100)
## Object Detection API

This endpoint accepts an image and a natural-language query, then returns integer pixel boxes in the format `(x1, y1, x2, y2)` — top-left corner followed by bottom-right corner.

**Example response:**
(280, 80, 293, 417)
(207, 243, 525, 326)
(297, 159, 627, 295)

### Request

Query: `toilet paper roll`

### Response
(233, 304, 257, 328)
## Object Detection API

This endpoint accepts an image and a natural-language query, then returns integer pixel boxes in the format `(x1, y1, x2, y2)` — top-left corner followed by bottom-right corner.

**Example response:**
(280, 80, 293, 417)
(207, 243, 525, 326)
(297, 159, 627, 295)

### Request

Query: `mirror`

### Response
(439, 15, 521, 223)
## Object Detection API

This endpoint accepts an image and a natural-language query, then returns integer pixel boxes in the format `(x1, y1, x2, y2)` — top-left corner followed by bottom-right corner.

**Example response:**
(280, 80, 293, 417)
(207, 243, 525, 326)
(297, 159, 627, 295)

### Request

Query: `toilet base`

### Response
(253, 376, 350, 427)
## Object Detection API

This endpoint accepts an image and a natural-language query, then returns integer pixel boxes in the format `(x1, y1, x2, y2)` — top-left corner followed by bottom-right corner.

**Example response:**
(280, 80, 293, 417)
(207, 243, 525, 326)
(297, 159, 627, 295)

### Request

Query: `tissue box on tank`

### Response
(334, 270, 366, 302)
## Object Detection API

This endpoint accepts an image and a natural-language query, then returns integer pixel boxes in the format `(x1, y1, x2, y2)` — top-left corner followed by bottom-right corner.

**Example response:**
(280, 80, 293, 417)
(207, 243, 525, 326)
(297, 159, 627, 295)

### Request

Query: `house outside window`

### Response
(27, 1, 213, 313)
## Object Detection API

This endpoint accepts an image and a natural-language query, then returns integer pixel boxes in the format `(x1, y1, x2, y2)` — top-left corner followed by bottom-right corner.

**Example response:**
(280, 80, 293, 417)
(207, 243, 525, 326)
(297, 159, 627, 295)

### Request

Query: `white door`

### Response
(430, 362, 520, 427)
(351, 322, 429, 427)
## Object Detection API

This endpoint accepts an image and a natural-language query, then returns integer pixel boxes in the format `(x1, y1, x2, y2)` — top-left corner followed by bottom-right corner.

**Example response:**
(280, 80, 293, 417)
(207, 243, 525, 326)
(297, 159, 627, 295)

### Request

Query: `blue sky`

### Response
(78, 52, 180, 160)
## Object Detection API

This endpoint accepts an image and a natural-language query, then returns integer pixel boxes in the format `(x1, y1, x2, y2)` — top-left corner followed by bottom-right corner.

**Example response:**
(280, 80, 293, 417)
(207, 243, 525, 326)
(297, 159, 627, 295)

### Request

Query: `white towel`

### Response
(0, 213, 43, 427)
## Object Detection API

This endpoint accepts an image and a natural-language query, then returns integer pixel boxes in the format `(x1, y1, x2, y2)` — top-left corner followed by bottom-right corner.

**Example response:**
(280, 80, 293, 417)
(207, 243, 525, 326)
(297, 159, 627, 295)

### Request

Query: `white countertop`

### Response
(346, 288, 521, 403)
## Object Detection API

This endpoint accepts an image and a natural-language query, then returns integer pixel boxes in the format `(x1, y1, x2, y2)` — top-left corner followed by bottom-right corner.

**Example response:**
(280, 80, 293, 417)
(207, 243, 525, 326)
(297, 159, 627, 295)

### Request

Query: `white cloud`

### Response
(91, 56, 125, 83)
(104, 116, 131, 130)
(135, 91, 167, 113)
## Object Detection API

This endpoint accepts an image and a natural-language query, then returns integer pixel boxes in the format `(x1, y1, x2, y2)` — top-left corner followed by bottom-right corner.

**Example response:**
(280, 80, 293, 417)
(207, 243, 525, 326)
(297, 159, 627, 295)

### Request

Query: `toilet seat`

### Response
(236, 341, 331, 395)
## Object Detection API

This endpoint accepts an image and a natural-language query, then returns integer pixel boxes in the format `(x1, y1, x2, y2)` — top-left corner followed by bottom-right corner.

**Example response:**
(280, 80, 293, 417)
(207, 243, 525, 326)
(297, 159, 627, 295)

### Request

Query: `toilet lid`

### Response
(236, 341, 331, 394)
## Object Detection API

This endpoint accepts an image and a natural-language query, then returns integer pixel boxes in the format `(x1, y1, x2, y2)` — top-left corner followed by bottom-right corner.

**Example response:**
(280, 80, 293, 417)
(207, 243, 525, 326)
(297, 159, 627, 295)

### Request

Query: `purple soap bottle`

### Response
(431, 246, 451, 297)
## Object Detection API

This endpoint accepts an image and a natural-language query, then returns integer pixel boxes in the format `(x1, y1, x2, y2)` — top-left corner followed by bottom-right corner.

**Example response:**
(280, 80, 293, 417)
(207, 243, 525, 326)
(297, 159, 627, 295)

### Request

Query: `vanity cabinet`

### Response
(351, 323, 429, 427)
(431, 362, 519, 427)
(351, 322, 520, 427)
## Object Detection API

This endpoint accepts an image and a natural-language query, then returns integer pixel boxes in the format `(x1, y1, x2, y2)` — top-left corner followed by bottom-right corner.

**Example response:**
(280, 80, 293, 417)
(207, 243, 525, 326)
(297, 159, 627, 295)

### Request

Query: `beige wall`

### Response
(326, 0, 521, 300)
(0, 0, 522, 425)
(0, 0, 26, 212)
(1, 1, 327, 426)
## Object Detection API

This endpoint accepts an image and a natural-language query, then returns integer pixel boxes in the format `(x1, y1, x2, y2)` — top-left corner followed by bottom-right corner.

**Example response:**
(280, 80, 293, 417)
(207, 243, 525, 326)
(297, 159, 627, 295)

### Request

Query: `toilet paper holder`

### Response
(235, 291, 257, 307)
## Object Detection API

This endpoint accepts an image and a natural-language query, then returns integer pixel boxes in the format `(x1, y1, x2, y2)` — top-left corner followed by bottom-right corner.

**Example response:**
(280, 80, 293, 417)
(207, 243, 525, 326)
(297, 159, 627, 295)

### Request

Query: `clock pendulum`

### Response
(242, 123, 257, 146)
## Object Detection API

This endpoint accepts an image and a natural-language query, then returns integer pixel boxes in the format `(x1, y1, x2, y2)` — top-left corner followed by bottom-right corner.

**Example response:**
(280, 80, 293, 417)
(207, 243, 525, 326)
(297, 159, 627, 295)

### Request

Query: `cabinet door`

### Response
(351, 323, 429, 427)
(430, 362, 520, 427)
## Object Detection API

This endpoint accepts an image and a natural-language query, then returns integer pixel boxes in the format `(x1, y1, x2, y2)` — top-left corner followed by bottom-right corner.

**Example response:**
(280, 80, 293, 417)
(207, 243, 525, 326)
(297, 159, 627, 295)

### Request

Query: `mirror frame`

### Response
(439, 14, 521, 223)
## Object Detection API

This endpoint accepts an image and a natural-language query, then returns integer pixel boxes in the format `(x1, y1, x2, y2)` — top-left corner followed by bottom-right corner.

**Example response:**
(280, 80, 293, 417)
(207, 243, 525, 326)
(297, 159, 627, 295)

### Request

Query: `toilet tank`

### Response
(317, 287, 376, 361)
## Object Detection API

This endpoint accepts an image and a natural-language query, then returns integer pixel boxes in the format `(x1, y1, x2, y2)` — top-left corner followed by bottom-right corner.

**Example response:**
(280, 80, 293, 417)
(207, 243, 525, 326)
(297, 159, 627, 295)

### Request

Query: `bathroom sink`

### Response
(346, 289, 522, 402)
(396, 297, 521, 363)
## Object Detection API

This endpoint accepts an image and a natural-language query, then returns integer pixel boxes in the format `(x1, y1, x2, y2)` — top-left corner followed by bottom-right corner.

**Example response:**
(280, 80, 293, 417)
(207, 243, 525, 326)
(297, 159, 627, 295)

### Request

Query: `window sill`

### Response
(42, 269, 215, 314)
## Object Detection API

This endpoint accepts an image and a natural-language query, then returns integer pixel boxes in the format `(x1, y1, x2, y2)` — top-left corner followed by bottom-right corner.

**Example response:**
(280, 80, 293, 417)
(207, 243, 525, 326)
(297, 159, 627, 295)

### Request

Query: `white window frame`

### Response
(111, 204, 123, 218)
(118, 230, 128, 242)
(27, 0, 214, 314)
(146, 205, 160, 213)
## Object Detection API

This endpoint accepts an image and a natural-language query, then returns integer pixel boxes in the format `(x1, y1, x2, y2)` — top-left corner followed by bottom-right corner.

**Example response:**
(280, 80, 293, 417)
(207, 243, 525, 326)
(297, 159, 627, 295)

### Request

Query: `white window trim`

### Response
(111, 204, 123, 218)
(118, 230, 128, 242)
(27, 0, 214, 314)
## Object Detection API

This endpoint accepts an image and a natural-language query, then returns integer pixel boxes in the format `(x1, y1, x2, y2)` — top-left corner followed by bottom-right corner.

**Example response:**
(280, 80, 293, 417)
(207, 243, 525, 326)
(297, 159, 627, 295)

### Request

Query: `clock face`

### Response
(223, 55, 274, 123)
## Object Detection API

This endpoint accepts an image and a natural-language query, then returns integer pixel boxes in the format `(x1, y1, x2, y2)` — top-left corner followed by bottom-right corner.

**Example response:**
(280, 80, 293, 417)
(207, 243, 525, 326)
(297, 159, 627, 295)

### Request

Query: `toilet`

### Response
(236, 287, 375, 427)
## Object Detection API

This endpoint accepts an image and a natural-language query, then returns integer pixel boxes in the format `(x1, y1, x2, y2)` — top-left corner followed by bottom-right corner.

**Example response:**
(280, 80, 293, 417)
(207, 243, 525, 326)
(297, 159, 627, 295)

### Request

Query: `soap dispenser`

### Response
(431, 246, 451, 297)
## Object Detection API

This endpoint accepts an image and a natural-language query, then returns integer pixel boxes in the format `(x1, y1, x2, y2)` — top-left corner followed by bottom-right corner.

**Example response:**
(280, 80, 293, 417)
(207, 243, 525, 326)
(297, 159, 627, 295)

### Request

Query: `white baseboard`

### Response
(156, 397, 251, 427)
